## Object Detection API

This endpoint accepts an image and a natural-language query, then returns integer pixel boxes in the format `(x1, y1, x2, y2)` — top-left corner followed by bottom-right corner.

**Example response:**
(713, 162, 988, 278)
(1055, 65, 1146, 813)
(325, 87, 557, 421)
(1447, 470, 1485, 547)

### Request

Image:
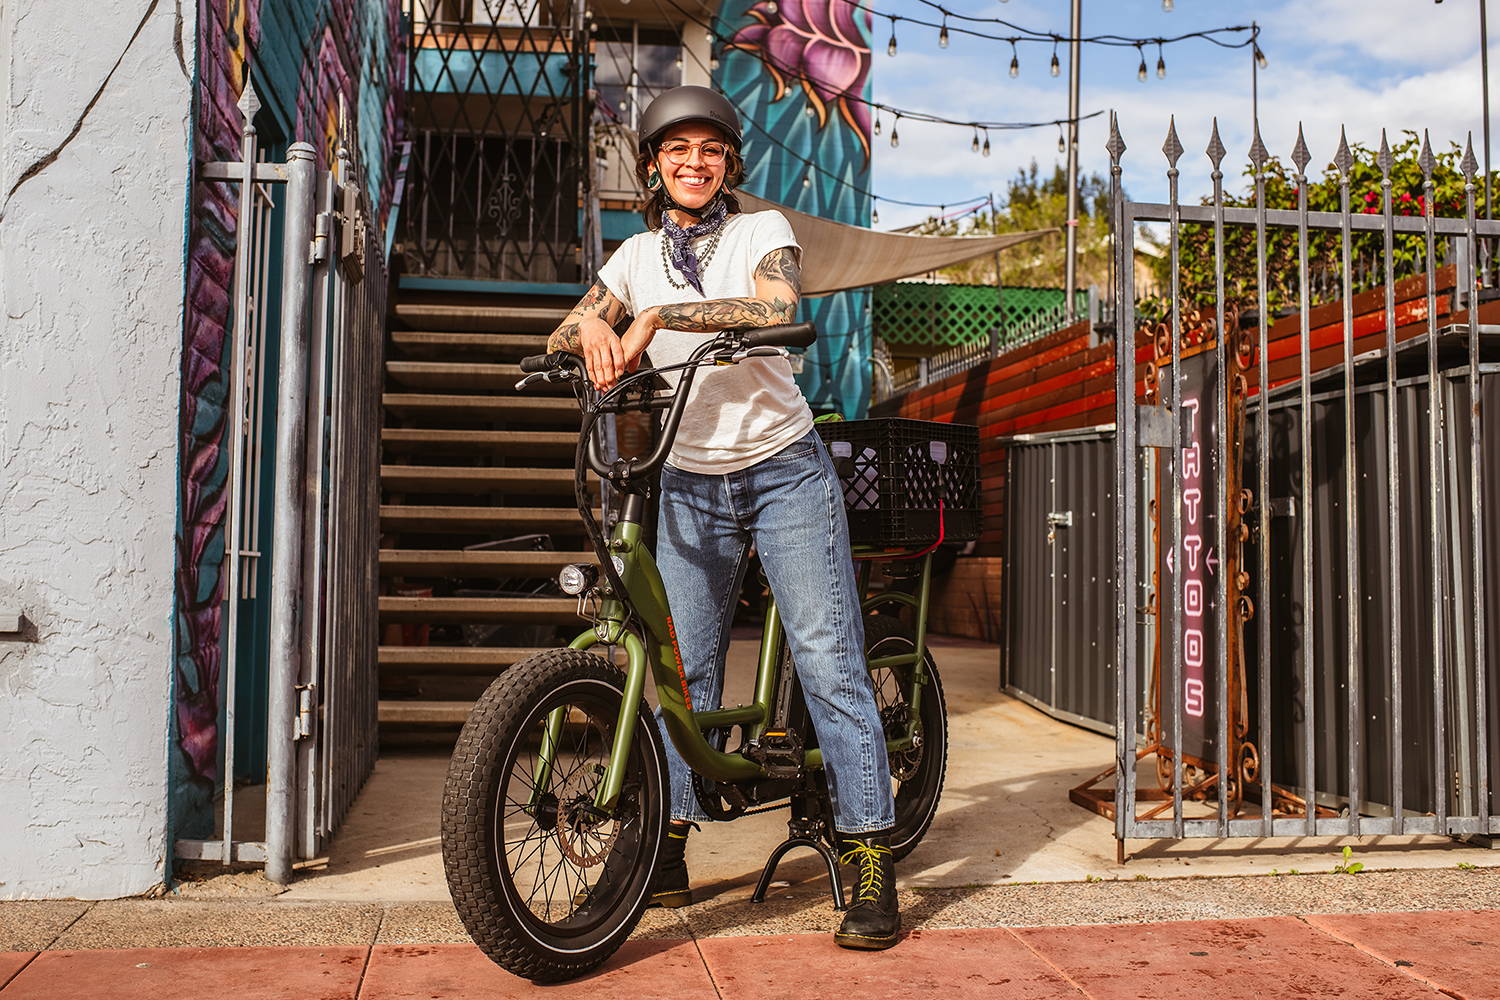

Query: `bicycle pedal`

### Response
(745, 729, 804, 780)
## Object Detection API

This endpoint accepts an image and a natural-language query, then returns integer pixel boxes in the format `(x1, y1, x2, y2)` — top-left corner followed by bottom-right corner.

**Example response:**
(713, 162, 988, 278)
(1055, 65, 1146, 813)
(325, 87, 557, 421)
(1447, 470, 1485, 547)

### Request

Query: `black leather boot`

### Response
(647, 821, 695, 908)
(833, 830, 900, 949)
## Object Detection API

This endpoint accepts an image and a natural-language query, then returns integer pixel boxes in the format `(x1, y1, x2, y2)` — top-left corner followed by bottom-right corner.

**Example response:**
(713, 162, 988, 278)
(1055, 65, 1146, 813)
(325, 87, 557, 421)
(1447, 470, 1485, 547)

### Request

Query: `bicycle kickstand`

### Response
(750, 792, 847, 911)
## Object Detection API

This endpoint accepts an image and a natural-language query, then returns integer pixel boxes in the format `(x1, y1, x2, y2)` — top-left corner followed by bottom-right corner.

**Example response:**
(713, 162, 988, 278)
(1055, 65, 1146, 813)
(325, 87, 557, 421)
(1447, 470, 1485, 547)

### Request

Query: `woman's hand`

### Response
(578, 316, 627, 390)
(618, 309, 663, 380)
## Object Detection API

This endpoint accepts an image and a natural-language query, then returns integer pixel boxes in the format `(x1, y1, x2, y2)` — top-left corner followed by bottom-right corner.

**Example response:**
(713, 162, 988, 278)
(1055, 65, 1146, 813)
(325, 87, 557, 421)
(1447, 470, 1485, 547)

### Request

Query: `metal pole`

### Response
(1482, 0, 1492, 219)
(1064, 0, 1082, 321)
(265, 142, 318, 885)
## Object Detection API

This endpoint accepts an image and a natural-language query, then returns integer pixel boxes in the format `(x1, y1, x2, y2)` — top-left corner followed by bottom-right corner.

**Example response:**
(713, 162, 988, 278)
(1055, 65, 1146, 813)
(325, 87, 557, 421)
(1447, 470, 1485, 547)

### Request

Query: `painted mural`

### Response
(715, 0, 873, 416)
(173, 0, 403, 836)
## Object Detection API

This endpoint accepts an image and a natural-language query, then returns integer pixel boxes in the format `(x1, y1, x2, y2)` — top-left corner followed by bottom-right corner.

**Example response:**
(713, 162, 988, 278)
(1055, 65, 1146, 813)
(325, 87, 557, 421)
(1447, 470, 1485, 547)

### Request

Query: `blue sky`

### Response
(870, 0, 1495, 229)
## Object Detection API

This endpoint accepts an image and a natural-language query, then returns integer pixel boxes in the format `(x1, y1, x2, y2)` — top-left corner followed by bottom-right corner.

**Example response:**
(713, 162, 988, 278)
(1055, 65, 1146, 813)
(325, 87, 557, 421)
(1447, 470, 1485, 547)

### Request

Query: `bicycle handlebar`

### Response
(741, 322, 816, 350)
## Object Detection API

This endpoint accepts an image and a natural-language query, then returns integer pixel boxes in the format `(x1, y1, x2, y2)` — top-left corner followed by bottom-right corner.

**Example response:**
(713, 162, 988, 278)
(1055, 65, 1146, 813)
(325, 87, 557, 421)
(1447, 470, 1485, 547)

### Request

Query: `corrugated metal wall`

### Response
(1003, 432, 1117, 733)
(1248, 369, 1500, 817)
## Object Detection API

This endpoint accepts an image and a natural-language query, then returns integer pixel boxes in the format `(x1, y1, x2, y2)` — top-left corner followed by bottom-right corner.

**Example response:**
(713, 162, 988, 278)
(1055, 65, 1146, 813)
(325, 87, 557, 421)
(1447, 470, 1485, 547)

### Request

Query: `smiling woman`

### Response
(543, 83, 905, 951)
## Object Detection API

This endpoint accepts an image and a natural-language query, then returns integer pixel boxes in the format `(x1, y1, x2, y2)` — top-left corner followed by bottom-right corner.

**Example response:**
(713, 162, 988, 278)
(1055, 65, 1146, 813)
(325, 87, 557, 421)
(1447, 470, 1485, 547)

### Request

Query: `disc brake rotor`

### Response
(555, 794, 619, 867)
(881, 703, 922, 781)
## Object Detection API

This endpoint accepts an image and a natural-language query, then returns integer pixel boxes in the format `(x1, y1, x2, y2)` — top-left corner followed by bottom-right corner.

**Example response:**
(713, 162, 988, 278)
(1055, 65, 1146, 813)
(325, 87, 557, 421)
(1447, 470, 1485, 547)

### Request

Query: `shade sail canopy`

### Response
(735, 191, 1054, 297)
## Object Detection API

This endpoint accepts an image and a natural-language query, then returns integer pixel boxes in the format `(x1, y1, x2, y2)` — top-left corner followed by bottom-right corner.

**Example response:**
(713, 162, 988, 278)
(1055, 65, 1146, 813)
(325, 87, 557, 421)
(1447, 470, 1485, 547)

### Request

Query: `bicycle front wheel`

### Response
(441, 648, 667, 983)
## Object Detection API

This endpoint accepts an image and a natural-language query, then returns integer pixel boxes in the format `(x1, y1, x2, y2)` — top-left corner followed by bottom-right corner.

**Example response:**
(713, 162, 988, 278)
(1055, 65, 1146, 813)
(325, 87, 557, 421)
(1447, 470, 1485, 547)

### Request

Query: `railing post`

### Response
(265, 142, 319, 885)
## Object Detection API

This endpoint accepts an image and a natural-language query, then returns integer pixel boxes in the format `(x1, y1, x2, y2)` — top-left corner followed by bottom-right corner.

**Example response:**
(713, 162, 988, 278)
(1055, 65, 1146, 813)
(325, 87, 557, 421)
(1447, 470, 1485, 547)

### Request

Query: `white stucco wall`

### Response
(0, 0, 195, 898)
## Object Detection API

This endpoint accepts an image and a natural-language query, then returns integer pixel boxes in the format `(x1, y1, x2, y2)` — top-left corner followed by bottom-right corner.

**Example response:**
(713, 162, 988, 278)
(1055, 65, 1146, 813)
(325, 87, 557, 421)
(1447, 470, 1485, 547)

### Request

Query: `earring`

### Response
(647, 168, 662, 191)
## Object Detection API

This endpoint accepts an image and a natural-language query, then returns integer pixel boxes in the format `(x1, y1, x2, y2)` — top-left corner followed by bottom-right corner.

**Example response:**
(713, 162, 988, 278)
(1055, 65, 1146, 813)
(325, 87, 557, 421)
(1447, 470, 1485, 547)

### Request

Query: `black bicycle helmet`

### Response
(637, 86, 743, 152)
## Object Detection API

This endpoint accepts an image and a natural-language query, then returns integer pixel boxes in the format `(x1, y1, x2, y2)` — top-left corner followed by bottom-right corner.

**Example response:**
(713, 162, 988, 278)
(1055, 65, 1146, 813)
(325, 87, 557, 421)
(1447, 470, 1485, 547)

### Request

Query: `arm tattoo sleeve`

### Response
(655, 247, 802, 332)
(655, 295, 798, 331)
(753, 246, 802, 298)
(547, 280, 625, 353)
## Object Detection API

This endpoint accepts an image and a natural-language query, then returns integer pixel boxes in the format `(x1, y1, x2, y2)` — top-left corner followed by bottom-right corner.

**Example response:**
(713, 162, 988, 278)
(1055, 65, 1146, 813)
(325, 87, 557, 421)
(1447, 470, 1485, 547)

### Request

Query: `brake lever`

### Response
(515, 372, 551, 390)
(515, 369, 579, 391)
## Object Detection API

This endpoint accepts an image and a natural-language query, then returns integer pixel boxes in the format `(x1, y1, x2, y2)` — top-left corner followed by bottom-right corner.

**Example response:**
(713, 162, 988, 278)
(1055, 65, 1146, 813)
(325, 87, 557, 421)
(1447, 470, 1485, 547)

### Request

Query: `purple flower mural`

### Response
(729, 0, 874, 161)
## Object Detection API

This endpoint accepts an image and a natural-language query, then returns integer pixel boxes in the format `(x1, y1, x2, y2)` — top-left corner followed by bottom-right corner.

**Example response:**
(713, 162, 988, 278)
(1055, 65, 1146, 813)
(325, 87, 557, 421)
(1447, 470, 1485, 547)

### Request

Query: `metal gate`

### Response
(1095, 112, 1500, 851)
(401, 0, 590, 283)
(175, 87, 385, 882)
(1002, 429, 1118, 735)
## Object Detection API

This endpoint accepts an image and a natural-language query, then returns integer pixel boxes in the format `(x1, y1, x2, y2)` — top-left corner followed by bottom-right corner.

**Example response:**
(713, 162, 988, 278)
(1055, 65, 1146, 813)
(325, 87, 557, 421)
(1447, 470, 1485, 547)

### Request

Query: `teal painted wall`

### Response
(714, 0, 874, 416)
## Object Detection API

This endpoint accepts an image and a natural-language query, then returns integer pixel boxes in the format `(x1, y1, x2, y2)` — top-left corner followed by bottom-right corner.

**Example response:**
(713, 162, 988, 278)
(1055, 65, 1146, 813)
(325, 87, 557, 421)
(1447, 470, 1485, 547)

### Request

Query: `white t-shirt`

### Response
(596, 210, 814, 474)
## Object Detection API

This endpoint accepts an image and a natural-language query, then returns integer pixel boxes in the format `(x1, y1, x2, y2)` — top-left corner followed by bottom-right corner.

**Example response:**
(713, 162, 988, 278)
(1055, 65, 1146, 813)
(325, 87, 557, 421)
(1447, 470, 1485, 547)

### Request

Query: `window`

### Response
(595, 22, 682, 130)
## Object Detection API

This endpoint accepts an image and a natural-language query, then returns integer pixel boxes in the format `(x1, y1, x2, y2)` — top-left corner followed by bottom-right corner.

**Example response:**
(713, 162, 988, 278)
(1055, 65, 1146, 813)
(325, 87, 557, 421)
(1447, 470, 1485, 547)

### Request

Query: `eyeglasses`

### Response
(658, 140, 729, 165)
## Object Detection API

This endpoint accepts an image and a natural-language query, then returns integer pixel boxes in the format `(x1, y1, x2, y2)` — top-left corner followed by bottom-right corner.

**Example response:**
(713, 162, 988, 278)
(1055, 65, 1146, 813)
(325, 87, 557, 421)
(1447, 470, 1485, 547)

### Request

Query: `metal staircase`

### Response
(377, 291, 595, 744)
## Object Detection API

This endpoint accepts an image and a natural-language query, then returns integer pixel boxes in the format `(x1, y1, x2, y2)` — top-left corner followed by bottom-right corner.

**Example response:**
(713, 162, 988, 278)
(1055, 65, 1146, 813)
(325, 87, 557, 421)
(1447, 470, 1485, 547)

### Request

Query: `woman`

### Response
(546, 86, 899, 951)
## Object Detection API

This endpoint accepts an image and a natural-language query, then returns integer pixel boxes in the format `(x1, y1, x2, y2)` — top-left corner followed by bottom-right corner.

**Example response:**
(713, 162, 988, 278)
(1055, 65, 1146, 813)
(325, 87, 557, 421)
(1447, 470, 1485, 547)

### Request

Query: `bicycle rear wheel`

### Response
(441, 648, 667, 983)
(864, 614, 948, 861)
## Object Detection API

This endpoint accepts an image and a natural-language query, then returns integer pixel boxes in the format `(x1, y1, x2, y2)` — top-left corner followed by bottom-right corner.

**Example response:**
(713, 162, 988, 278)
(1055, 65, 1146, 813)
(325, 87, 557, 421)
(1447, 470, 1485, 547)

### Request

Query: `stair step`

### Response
(378, 700, 475, 725)
(379, 645, 548, 670)
(385, 361, 570, 393)
(380, 548, 596, 577)
(379, 595, 579, 623)
(381, 465, 585, 494)
(381, 428, 578, 458)
(381, 505, 586, 533)
(389, 331, 550, 359)
(383, 393, 578, 422)
(394, 303, 570, 333)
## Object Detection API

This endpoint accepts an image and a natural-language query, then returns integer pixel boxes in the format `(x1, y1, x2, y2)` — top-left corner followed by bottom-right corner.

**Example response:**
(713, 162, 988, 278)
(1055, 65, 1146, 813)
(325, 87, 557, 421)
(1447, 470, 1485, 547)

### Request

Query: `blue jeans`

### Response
(653, 429, 895, 834)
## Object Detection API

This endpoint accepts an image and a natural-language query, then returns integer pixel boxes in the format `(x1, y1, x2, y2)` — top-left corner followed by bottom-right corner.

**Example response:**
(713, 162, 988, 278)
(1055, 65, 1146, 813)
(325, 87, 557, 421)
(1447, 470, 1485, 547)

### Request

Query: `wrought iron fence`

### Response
(176, 87, 384, 882)
(1085, 112, 1499, 857)
(400, 0, 588, 283)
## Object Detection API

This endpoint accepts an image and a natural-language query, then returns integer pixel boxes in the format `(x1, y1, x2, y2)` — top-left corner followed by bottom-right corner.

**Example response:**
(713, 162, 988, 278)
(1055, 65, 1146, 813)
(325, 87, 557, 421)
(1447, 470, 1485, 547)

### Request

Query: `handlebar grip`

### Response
(520, 351, 574, 373)
(741, 322, 817, 350)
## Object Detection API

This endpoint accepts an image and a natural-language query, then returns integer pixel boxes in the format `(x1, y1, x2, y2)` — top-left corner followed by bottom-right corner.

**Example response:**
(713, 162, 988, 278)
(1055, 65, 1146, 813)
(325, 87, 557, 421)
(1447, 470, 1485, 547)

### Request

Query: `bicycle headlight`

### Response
(558, 563, 599, 596)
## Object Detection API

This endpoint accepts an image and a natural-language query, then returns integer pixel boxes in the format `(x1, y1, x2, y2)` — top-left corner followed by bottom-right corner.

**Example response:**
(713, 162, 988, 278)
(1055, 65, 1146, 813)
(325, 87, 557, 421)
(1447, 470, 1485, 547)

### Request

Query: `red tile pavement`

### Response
(0, 955, 35, 990)
(0, 946, 368, 1000)
(357, 940, 718, 998)
(697, 928, 1086, 998)
(1014, 916, 1449, 1000)
(1305, 910, 1500, 1000)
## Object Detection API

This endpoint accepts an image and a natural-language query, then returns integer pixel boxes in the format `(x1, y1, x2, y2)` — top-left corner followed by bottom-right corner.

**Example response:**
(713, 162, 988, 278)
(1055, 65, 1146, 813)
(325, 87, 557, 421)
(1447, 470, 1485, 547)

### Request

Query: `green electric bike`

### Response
(440, 323, 951, 982)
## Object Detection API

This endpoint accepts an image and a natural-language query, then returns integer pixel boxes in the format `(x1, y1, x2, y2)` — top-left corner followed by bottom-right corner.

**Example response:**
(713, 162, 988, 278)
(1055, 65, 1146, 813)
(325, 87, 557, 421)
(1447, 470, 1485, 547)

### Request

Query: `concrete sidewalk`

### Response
(2, 907, 1498, 998)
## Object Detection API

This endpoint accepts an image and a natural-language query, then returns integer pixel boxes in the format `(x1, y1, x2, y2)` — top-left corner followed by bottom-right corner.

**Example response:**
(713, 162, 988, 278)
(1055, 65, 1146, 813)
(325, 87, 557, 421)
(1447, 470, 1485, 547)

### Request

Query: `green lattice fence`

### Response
(872, 283, 1087, 347)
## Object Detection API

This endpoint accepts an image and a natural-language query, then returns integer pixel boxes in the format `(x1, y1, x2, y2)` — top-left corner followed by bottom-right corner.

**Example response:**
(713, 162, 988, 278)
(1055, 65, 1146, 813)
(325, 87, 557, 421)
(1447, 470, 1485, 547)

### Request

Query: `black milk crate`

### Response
(816, 418, 981, 546)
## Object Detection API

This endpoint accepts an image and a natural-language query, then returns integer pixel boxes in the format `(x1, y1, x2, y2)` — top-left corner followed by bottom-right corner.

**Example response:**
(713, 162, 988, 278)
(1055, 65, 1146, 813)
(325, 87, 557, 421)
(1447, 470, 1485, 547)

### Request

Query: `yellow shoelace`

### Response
(839, 841, 892, 901)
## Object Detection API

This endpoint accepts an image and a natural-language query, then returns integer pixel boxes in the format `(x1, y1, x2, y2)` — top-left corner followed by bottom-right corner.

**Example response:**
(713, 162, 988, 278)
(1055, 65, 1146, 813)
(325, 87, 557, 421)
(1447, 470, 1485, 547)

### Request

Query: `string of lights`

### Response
(651, 0, 1106, 133)
(602, 43, 993, 216)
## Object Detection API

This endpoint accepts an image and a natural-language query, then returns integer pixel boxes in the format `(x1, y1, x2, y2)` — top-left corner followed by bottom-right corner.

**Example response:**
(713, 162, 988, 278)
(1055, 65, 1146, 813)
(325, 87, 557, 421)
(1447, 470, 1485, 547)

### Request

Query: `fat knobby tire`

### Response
(440, 648, 668, 983)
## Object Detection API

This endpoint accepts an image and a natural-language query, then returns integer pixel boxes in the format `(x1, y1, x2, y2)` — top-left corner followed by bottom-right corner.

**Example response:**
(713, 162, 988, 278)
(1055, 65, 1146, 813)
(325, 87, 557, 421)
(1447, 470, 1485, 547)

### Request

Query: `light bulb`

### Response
(1162, 0, 1174, 9)
(874, 115, 882, 137)
(1009, 53, 1019, 77)
(1137, 54, 1148, 82)
(890, 124, 900, 148)
(1058, 128, 1066, 153)
(1157, 54, 1166, 78)
(1050, 50, 1060, 76)
(939, 24, 949, 48)
(805, 104, 815, 116)
(872, 207, 880, 224)
(982, 135, 991, 157)
(803, 174, 812, 189)
(766, 0, 778, 10)
(972, 131, 980, 153)
(1255, 46, 1267, 69)
(710, 56, 720, 70)
(705, 30, 713, 43)
(888, 32, 897, 56)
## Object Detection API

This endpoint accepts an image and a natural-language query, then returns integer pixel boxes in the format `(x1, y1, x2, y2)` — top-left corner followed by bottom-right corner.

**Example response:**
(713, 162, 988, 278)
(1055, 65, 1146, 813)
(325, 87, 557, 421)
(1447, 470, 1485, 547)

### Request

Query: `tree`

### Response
(910, 161, 1113, 290)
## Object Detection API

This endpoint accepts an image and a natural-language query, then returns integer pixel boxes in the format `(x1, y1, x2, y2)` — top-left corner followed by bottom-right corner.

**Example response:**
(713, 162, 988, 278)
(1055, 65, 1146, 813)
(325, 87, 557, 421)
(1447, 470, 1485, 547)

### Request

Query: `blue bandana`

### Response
(660, 198, 728, 295)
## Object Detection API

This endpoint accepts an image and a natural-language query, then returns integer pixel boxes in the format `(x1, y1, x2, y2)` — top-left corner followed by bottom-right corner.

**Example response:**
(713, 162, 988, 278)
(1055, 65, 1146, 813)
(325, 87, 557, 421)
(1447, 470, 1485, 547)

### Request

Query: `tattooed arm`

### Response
(652, 246, 802, 331)
(546, 279, 627, 354)
(611, 247, 802, 384)
(547, 280, 630, 389)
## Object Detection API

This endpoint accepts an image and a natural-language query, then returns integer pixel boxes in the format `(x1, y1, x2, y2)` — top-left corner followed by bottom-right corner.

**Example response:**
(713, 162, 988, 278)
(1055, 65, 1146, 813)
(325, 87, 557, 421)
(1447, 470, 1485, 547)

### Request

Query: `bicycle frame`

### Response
(518, 334, 936, 816)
